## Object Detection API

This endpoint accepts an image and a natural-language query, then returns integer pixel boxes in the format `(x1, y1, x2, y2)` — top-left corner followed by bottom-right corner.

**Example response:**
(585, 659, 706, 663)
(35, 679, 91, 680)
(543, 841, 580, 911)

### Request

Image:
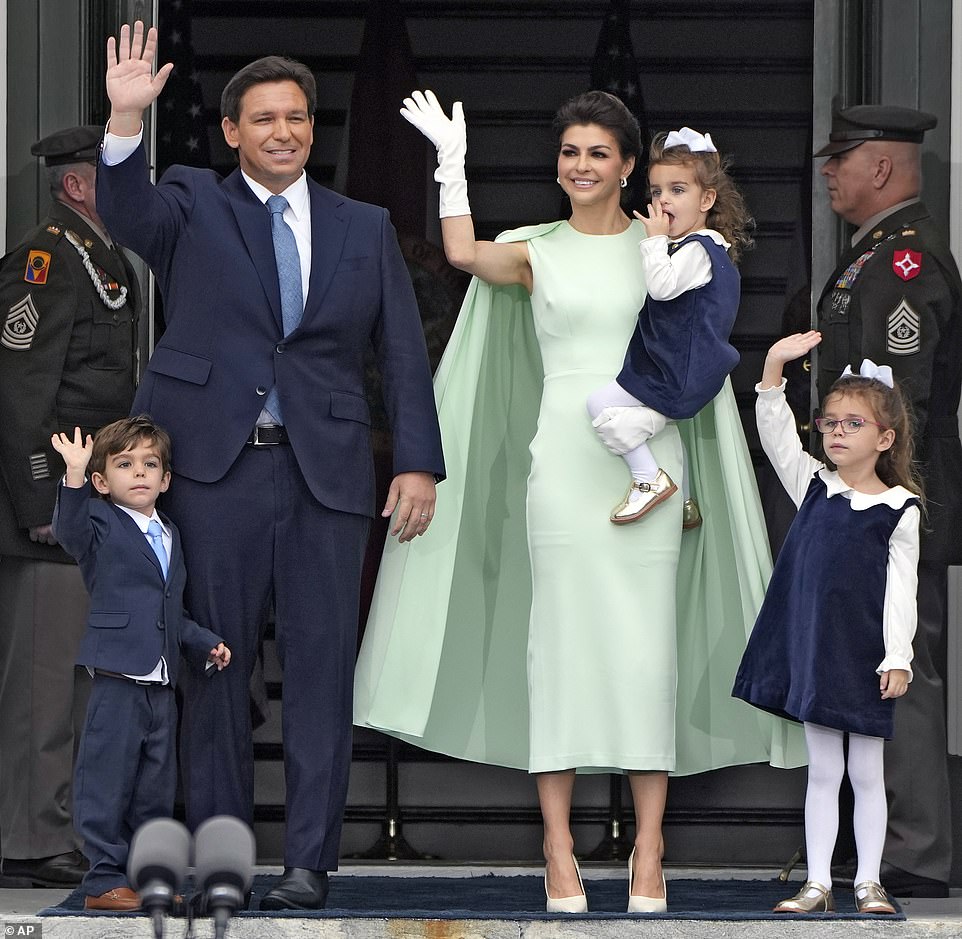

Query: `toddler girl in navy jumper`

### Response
(733, 330, 922, 915)
(587, 126, 753, 525)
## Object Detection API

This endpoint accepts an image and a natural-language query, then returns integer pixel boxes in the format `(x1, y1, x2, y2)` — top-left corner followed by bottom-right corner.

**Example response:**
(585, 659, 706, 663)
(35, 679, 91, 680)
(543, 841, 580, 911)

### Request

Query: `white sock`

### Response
(624, 441, 659, 484)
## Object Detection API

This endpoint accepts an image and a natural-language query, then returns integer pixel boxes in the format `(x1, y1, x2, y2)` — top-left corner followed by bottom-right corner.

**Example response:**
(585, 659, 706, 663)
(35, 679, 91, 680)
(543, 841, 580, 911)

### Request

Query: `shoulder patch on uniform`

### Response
(892, 248, 922, 282)
(24, 249, 51, 285)
(1, 294, 40, 350)
(887, 299, 921, 356)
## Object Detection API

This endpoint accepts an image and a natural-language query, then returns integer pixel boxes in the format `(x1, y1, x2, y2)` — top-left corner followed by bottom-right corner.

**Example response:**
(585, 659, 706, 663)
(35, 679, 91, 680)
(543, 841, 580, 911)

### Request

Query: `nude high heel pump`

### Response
(627, 847, 667, 913)
(545, 855, 588, 913)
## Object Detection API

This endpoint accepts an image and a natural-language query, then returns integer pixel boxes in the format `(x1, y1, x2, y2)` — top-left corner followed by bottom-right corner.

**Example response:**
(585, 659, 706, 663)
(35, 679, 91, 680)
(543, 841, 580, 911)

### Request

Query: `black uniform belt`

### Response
(247, 424, 289, 446)
(93, 668, 164, 686)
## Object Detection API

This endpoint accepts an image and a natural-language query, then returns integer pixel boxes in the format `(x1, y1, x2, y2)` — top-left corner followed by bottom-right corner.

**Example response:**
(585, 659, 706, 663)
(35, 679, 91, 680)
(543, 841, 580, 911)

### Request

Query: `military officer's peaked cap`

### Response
(30, 125, 103, 165)
(814, 105, 937, 157)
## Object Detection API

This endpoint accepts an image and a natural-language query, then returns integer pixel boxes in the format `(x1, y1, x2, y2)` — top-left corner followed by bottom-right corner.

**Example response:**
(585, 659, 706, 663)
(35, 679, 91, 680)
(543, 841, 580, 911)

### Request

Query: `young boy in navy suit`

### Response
(51, 416, 230, 912)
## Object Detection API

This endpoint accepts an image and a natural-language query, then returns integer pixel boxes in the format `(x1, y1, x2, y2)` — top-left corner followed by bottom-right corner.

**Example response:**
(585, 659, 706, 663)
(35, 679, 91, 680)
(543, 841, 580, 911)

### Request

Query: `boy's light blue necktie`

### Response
(147, 519, 169, 579)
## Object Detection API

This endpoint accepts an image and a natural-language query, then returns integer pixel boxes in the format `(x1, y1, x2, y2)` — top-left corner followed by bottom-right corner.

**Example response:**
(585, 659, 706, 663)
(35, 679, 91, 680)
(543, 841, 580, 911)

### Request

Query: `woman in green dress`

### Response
(354, 90, 802, 913)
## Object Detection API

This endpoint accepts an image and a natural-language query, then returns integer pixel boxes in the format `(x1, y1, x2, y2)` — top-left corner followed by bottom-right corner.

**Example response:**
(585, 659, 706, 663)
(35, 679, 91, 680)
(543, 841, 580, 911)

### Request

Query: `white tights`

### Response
(803, 722, 887, 888)
(586, 381, 683, 489)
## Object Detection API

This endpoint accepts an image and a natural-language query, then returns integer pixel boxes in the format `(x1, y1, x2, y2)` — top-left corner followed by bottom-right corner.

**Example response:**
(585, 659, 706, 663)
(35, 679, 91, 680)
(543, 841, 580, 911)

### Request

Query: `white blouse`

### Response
(638, 228, 730, 301)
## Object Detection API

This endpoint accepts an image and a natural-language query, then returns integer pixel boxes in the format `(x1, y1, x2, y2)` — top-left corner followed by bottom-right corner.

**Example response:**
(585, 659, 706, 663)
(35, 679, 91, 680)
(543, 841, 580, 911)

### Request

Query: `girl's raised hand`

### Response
(767, 330, 822, 365)
(633, 202, 670, 240)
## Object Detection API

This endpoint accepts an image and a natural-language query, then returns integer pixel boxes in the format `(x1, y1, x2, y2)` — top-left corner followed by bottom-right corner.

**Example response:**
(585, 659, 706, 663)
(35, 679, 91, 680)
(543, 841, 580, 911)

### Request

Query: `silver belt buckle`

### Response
(251, 425, 275, 446)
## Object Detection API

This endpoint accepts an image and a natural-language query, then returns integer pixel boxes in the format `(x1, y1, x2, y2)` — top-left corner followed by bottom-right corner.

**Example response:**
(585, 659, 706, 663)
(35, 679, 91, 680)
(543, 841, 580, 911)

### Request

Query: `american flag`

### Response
(590, 0, 651, 195)
(156, 0, 211, 172)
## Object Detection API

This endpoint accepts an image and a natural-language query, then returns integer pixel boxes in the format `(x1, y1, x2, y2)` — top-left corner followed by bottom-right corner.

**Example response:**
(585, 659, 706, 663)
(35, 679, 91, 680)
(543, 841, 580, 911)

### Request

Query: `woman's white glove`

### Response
(400, 89, 470, 218)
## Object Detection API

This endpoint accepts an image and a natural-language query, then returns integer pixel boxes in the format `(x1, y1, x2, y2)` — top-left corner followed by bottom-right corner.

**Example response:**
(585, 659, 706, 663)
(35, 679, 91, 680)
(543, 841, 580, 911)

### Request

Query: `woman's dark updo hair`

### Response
(551, 90, 641, 164)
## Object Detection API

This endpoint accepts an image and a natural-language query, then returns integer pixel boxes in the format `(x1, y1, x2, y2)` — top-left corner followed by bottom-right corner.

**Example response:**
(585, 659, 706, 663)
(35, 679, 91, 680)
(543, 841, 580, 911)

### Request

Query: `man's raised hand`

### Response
(106, 21, 174, 129)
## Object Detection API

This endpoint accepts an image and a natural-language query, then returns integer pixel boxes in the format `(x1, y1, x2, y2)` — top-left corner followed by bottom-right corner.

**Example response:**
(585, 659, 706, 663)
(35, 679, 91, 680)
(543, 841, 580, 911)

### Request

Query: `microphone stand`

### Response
(140, 881, 176, 939)
(207, 884, 244, 939)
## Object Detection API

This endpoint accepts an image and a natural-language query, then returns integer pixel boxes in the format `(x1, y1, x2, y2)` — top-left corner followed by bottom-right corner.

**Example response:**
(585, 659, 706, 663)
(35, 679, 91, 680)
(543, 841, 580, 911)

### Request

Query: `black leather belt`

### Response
(247, 424, 289, 446)
(93, 668, 164, 687)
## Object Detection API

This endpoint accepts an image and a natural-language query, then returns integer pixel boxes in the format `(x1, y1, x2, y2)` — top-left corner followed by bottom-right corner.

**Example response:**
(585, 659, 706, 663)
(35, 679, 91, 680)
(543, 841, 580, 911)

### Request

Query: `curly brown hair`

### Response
(648, 131, 754, 265)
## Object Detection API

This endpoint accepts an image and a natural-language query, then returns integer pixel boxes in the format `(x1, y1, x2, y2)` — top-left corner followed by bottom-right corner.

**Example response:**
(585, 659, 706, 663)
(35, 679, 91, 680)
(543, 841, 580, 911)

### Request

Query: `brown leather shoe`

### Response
(84, 887, 141, 911)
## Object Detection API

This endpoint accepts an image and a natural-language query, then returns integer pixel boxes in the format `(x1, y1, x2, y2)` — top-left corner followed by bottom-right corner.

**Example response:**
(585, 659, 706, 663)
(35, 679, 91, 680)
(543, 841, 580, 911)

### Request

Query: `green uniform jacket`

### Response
(816, 201, 962, 564)
(0, 200, 139, 561)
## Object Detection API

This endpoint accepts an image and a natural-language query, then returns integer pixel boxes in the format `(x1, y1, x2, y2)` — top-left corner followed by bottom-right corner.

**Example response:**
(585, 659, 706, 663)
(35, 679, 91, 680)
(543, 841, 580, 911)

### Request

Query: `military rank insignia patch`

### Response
(2, 294, 40, 351)
(892, 249, 922, 282)
(24, 249, 51, 285)
(887, 299, 920, 356)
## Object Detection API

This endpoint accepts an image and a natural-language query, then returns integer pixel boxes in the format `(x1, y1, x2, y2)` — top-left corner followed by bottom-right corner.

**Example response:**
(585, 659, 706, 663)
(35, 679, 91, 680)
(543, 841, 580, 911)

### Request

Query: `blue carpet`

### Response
(40, 872, 904, 920)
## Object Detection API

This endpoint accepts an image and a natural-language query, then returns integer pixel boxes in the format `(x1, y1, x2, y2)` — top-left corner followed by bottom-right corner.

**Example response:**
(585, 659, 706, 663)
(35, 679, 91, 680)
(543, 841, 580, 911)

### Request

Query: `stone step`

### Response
(17, 867, 962, 939)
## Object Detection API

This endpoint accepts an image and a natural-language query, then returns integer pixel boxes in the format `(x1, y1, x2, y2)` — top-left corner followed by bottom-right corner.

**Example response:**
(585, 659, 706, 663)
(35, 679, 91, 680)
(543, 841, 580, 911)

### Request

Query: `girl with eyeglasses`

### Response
(734, 329, 923, 915)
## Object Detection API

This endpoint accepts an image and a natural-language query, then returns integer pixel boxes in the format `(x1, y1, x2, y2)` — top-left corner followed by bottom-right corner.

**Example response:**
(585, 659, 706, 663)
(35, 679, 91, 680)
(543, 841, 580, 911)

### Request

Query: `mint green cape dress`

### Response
(354, 221, 805, 774)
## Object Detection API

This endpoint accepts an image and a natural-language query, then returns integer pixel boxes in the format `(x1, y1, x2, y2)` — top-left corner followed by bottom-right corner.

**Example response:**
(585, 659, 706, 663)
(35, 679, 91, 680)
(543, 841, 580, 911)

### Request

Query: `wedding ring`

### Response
(420, 513, 429, 518)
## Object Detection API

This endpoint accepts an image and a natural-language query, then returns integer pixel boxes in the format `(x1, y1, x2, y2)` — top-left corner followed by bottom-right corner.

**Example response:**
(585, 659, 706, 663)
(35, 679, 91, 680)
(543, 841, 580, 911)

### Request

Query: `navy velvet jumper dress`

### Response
(733, 474, 918, 739)
(616, 233, 740, 419)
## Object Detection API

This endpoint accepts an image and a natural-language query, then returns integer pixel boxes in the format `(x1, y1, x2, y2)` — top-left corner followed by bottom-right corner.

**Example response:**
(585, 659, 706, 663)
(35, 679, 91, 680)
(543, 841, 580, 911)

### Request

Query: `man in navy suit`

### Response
(96, 23, 445, 909)
(51, 418, 229, 912)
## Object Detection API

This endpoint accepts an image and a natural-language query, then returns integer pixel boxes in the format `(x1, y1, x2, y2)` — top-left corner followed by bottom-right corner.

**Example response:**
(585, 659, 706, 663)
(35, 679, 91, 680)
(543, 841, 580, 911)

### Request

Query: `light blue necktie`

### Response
(147, 519, 169, 579)
(263, 194, 304, 424)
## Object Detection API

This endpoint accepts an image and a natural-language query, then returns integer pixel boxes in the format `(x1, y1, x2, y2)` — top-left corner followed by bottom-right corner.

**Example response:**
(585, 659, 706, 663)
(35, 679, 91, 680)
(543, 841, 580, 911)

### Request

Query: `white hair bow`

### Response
(841, 358, 894, 388)
(664, 126, 717, 153)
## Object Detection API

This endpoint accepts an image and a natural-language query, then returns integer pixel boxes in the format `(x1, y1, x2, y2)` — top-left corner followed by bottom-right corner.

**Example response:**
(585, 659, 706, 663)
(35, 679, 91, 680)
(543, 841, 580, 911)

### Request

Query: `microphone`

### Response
(194, 815, 255, 939)
(127, 818, 191, 939)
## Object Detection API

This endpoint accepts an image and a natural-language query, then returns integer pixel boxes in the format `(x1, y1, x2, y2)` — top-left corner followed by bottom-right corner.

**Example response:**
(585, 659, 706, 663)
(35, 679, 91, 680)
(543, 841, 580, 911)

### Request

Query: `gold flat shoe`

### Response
(610, 470, 677, 525)
(854, 881, 896, 914)
(681, 497, 702, 530)
(773, 880, 835, 913)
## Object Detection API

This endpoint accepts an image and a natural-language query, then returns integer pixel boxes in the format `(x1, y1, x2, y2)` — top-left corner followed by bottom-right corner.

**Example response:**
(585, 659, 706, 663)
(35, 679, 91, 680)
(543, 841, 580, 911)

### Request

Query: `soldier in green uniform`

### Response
(0, 126, 140, 887)
(815, 105, 962, 897)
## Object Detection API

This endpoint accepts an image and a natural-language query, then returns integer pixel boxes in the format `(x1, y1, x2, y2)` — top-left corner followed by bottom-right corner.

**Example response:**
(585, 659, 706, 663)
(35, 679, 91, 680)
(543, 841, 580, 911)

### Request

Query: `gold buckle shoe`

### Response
(854, 881, 896, 914)
(610, 470, 677, 525)
(681, 497, 702, 530)
(773, 880, 835, 913)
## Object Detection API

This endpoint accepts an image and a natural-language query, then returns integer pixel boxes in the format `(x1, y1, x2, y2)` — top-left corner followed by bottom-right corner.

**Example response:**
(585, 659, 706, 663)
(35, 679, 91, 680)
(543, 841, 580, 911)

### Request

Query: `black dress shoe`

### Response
(259, 867, 329, 911)
(0, 850, 88, 887)
(832, 859, 948, 898)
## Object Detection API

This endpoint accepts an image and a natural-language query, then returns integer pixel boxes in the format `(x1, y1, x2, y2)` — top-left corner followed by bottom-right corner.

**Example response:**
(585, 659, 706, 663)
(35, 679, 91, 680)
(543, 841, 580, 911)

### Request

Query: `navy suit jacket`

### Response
(52, 482, 222, 682)
(96, 145, 444, 517)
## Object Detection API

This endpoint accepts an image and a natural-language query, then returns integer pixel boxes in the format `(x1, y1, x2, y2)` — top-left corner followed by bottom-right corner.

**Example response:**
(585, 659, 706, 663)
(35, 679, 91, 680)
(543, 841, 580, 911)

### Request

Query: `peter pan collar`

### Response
(817, 468, 917, 510)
